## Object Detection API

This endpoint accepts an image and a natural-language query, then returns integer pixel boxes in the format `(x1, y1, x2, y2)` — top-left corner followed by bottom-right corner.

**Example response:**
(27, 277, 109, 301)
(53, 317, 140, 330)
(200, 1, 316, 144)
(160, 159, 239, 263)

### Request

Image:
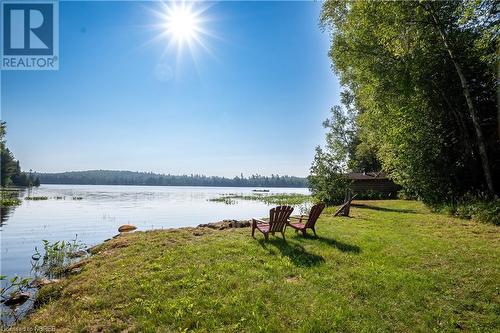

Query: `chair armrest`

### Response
(289, 215, 309, 223)
(252, 218, 268, 224)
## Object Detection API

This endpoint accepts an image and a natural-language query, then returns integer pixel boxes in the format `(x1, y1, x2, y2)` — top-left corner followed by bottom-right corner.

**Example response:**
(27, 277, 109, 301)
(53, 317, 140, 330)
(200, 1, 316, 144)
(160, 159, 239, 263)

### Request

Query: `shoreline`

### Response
(1, 218, 256, 326)
(5, 200, 499, 331)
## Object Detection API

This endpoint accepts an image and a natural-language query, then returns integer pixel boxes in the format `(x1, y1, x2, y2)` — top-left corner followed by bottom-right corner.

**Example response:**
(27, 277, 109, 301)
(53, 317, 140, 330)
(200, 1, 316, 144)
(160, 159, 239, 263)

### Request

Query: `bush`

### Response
(469, 201, 500, 225)
(308, 147, 350, 205)
(440, 196, 500, 226)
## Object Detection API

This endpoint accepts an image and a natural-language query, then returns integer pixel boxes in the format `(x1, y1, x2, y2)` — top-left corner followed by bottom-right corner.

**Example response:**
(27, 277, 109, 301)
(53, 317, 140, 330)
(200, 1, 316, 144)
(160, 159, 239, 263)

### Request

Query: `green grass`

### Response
(209, 193, 312, 206)
(20, 200, 499, 332)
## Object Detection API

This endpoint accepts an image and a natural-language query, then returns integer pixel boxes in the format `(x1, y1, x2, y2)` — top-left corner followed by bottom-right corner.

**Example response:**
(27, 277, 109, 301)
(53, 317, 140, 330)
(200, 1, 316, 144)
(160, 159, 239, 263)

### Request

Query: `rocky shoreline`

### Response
(197, 219, 251, 230)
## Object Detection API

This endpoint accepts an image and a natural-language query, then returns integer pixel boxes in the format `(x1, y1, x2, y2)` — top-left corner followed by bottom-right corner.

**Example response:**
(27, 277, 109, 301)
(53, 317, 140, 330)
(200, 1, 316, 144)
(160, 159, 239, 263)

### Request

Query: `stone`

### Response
(197, 219, 251, 230)
(118, 224, 137, 232)
(86, 245, 99, 254)
(69, 250, 87, 258)
(65, 259, 89, 274)
(69, 267, 82, 275)
(30, 278, 60, 288)
(2, 292, 30, 307)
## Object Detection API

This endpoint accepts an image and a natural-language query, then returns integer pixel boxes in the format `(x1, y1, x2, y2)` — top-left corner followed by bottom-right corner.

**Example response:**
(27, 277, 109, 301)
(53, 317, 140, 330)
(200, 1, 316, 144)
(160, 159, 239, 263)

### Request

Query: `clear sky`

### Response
(1, 1, 340, 177)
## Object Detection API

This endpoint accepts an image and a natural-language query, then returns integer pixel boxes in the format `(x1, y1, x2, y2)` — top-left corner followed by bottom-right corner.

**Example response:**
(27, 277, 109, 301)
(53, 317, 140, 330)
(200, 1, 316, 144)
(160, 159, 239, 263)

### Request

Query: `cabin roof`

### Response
(346, 172, 388, 180)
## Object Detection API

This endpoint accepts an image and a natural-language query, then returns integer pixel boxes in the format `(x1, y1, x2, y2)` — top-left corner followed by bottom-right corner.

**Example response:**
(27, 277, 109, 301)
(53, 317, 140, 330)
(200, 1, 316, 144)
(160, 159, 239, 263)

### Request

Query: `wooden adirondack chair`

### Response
(252, 205, 294, 241)
(287, 203, 325, 237)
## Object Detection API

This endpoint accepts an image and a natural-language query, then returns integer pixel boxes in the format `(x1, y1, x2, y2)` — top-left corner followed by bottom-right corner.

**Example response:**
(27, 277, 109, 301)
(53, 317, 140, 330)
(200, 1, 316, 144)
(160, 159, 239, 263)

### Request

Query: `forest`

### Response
(37, 170, 308, 188)
(310, 0, 499, 217)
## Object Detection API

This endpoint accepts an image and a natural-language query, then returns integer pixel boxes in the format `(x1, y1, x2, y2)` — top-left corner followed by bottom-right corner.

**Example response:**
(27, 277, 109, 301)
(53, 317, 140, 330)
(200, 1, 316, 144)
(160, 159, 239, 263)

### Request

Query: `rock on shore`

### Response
(118, 224, 137, 232)
(2, 292, 30, 307)
(198, 219, 250, 230)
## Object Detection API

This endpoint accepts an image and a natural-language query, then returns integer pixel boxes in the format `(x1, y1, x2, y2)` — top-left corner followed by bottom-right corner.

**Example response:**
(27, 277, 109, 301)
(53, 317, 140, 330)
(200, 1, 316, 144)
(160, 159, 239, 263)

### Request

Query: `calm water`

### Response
(0, 185, 309, 279)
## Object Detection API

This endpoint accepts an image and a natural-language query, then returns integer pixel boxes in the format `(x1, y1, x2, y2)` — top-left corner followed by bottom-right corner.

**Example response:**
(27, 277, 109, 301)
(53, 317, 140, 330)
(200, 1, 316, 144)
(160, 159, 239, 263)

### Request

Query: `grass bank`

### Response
(20, 200, 499, 332)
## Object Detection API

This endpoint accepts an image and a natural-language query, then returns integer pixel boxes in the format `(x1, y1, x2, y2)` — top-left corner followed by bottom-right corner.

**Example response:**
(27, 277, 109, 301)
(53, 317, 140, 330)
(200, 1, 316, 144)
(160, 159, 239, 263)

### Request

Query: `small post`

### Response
(344, 190, 352, 216)
(334, 190, 357, 217)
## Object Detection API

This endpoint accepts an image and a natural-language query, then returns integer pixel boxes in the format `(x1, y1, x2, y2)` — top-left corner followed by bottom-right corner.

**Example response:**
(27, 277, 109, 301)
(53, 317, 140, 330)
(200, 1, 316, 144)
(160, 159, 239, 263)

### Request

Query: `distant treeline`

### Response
(37, 170, 308, 188)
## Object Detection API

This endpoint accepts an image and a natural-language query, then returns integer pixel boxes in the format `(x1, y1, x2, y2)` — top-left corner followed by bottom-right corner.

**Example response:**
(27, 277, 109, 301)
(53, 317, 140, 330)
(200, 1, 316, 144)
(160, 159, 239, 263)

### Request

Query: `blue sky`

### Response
(1, 1, 340, 177)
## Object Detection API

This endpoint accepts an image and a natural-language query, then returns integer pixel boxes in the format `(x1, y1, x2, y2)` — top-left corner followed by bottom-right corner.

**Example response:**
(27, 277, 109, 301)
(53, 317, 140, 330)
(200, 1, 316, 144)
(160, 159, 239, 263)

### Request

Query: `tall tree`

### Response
(1, 122, 17, 187)
(320, 0, 499, 203)
(421, 1, 496, 193)
(1, 122, 37, 187)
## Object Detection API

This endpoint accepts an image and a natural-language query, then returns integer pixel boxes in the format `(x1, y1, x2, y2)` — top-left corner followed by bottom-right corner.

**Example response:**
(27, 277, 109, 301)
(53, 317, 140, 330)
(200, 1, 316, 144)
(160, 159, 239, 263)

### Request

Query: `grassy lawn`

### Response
(21, 200, 499, 332)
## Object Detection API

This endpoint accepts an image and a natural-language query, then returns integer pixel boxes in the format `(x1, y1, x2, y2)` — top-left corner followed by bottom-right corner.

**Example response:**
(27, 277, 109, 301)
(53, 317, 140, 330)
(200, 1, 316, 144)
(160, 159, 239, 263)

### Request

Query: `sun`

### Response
(147, 1, 216, 74)
(163, 3, 200, 45)
(151, 1, 213, 54)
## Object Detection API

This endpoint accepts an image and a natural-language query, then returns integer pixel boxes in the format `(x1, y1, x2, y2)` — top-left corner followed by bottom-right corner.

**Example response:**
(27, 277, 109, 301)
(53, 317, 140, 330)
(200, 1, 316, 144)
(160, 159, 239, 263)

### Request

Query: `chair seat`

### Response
(289, 222, 306, 230)
(256, 224, 270, 233)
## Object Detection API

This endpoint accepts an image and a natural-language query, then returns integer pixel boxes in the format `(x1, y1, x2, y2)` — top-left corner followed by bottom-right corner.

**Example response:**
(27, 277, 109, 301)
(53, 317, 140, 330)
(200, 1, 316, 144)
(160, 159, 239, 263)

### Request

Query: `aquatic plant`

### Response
(0, 198, 21, 207)
(0, 275, 31, 303)
(207, 196, 236, 205)
(209, 193, 312, 206)
(25, 196, 48, 201)
(0, 189, 22, 207)
(0, 275, 33, 326)
(31, 236, 87, 279)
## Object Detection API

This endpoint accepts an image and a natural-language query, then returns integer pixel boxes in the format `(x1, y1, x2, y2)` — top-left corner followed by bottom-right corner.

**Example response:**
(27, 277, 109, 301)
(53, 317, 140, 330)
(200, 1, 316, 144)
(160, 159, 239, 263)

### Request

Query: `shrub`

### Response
(439, 195, 500, 226)
(469, 200, 500, 225)
(308, 147, 350, 205)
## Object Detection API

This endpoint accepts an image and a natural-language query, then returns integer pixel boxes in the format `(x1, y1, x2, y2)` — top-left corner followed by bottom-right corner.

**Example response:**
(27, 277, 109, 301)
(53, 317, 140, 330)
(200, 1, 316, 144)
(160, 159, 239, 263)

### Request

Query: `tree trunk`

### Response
(425, 4, 495, 195)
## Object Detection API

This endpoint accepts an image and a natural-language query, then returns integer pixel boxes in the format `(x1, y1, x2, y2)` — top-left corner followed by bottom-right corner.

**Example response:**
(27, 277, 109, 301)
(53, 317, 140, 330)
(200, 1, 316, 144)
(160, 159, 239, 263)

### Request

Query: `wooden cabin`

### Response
(346, 172, 400, 198)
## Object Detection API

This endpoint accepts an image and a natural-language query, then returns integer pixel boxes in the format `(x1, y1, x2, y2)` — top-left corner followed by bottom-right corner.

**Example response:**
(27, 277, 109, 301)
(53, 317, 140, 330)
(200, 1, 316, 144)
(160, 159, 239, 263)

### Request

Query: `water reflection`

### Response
(0, 188, 24, 226)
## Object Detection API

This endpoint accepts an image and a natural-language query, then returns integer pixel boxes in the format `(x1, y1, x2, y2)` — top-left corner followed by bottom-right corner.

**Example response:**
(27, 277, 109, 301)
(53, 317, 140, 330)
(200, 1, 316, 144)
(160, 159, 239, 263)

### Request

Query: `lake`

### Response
(0, 185, 309, 280)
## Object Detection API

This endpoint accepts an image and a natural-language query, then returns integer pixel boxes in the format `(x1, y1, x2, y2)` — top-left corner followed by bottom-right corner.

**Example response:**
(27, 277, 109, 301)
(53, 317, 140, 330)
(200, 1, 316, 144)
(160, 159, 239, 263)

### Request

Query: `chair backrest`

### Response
(269, 205, 294, 232)
(305, 203, 326, 228)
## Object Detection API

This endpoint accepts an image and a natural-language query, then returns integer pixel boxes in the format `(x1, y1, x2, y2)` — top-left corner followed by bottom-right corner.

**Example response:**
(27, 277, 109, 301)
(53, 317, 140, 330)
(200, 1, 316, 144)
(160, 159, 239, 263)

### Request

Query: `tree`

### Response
(1, 122, 38, 187)
(320, 0, 499, 204)
(322, 90, 381, 173)
(308, 90, 382, 205)
(1, 122, 17, 187)
(36, 170, 309, 187)
(308, 146, 350, 205)
(421, 1, 495, 194)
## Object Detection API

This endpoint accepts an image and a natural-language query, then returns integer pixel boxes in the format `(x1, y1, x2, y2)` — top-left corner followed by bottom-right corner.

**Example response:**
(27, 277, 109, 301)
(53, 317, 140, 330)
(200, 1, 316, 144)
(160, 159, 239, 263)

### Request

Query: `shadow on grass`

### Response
(316, 236, 361, 253)
(352, 203, 419, 214)
(293, 234, 361, 254)
(258, 238, 325, 267)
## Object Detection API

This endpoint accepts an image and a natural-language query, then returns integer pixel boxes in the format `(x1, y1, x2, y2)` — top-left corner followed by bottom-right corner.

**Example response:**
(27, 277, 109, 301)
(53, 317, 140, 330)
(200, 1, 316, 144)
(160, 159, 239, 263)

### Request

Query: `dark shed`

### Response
(346, 172, 400, 197)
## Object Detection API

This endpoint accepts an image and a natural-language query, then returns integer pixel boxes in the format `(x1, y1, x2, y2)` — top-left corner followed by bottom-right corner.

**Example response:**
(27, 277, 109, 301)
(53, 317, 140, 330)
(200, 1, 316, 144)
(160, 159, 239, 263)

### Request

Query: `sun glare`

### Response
(147, 1, 216, 77)
(164, 4, 199, 44)
(151, 1, 214, 56)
